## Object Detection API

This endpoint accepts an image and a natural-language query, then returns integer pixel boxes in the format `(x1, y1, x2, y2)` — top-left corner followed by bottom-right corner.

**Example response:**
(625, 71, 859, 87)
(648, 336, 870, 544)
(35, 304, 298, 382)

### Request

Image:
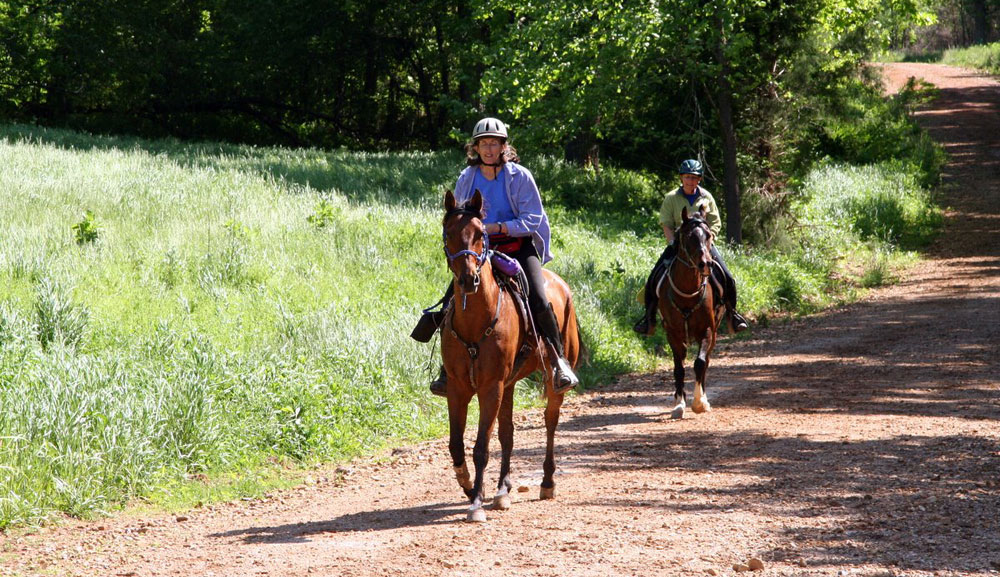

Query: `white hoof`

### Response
(494, 494, 512, 510)
(539, 486, 555, 500)
(670, 402, 685, 420)
(692, 397, 711, 414)
(467, 506, 487, 523)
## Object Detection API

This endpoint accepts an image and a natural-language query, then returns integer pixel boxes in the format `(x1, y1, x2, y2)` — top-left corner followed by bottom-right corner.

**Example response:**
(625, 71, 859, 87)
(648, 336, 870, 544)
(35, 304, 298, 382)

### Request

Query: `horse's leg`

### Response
(540, 378, 565, 500)
(447, 394, 475, 500)
(669, 340, 687, 420)
(467, 385, 502, 522)
(493, 381, 516, 511)
(692, 335, 713, 414)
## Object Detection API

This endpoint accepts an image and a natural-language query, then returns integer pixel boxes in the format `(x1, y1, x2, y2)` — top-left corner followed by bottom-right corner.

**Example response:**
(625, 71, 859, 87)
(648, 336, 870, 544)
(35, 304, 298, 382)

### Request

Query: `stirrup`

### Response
(552, 357, 579, 394)
(429, 366, 447, 397)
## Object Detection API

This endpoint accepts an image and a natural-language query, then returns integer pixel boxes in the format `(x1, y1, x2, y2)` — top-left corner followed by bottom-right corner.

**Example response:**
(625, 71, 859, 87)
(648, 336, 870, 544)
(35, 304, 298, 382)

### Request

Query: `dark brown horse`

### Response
(656, 207, 726, 419)
(441, 189, 582, 522)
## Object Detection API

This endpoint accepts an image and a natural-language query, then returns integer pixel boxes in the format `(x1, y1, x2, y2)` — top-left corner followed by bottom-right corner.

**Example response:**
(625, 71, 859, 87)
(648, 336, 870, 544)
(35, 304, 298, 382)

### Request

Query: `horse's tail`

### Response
(574, 312, 590, 368)
(564, 297, 589, 370)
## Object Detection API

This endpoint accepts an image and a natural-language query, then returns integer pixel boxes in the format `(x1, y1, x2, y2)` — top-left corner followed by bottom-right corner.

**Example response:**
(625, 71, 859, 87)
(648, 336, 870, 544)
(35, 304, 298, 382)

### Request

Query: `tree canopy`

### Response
(0, 0, 941, 241)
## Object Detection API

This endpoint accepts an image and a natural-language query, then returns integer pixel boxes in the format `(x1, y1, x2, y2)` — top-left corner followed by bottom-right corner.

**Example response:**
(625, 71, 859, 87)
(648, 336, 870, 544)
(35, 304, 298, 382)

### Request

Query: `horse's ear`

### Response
(445, 189, 456, 212)
(698, 206, 708, 219)
(470, 189, 484, 216)
(681, 207, 690, 222)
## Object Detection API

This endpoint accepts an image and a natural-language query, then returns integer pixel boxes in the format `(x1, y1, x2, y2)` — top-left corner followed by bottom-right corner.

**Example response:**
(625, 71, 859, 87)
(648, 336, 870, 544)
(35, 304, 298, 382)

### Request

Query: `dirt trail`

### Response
(2, 63, 999, 577)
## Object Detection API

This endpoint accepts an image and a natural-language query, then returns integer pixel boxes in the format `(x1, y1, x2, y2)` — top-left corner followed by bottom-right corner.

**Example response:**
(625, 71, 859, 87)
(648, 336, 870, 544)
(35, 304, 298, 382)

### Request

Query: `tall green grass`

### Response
(942, 42, 1000, 75)
(880, 42, 1000, 75)
(0, 122, 940, 527)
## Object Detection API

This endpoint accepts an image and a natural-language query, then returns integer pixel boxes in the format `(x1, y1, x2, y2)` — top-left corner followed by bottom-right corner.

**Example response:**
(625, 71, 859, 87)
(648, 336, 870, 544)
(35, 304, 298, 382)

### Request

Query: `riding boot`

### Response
(429, 365, 447, 397)
(410, 309, 445, 343)
(632, 297, 659, 336)
(633, 255, 668, 336)
(724, 290, 748, 334)
(536, 304, 580, 394)
(730, 310, 749, 333)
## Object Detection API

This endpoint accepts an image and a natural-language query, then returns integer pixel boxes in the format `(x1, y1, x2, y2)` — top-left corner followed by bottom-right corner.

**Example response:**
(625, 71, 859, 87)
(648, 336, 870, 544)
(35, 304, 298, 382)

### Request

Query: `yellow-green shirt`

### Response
(658, 186, 721, 236)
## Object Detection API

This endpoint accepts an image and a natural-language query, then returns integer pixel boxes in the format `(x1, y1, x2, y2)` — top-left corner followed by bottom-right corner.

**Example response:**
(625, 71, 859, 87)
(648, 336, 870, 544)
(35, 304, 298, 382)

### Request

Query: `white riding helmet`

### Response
(472, 117, 508, 140)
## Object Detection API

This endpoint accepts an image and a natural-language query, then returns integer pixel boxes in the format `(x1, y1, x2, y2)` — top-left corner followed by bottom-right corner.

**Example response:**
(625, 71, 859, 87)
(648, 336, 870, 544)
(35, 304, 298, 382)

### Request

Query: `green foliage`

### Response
(0, 0, 940, 180)
(307, 199, 340, 229)
(72, 210, 100, 245)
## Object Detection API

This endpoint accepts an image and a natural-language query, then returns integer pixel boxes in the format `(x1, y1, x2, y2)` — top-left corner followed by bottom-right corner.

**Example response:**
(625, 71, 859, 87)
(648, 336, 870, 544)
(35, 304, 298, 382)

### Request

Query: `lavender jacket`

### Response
(453, 162, 554, 264)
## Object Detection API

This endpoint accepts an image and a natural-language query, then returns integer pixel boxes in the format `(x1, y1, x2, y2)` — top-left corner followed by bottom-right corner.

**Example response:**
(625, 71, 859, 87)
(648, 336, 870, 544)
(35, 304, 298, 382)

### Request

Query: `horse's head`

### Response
(443, 189, 489, 294)
(676, 207, 714, 275)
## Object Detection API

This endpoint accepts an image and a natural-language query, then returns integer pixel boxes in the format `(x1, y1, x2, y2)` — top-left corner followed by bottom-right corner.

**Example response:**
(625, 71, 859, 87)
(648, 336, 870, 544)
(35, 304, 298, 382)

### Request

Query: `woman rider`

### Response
(412, 117, 579, 396)
(633, 159, 749, 335)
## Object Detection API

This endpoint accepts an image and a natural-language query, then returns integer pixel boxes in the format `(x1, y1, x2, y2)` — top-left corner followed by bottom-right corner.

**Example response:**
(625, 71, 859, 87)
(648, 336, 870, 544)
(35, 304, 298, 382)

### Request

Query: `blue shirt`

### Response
(454, 162, 553, 264)
(473, 170, 516, 224)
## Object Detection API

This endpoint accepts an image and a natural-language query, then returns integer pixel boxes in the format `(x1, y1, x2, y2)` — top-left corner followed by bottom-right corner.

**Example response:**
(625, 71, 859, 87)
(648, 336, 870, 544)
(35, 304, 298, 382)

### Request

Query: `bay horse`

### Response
(656, 207, 726, 420)
(440, 189, 582, 522)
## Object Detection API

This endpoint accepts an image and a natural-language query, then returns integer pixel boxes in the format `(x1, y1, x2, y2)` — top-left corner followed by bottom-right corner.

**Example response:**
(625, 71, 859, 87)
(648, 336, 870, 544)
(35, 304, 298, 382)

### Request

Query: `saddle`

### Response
(409, 250, 538, 360)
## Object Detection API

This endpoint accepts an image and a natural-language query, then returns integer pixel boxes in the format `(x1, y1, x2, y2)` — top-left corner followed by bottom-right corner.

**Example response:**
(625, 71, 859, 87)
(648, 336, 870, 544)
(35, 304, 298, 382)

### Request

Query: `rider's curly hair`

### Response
(465, 139, 520, 166)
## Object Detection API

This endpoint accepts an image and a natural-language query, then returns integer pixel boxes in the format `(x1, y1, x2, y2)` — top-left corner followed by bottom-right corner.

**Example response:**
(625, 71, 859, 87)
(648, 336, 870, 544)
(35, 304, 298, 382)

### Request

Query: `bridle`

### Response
(663, 217, 715, 343)
(443, 207, 491, 293)
(674, 218, 713, 271)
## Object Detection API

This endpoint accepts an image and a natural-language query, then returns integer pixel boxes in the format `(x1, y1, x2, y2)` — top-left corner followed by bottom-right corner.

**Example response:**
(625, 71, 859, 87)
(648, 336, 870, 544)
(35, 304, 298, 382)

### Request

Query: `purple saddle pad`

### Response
(492, 251, 522, 277)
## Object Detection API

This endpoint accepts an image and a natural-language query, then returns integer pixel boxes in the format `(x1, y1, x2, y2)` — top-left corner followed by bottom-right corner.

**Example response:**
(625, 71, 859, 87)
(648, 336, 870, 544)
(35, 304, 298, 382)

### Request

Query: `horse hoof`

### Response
(670, 404, 685, 420)
(467, 507, 487, 523)
(539, 486, 555, 500)
(692, 398, 712, 414)
(494, 494, 512, 511)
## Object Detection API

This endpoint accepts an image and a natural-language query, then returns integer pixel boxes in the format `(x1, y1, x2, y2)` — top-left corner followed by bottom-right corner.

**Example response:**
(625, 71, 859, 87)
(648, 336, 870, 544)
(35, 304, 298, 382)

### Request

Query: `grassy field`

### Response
(0, 122, 939, 527)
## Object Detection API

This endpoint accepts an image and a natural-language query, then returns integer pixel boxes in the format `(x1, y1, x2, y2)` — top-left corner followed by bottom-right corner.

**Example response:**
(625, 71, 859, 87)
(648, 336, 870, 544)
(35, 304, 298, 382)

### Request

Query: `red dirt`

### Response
(2, 63, 998, 577)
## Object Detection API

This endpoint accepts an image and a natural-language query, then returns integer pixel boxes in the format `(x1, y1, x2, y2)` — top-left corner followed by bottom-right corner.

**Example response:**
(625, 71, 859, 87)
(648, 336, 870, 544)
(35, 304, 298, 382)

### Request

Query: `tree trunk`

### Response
(714, 18, 742, 245)
(967, 0, 990, 44)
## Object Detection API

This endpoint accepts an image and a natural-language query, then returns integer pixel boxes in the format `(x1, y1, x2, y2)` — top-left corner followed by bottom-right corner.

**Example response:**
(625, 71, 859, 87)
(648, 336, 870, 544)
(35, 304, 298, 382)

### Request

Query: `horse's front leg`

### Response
(540, 376, 565, 500)
(669, 339, 687, 420)
(691, 335, 713, 414)
(447, 394, 475, 500)
(493, 381, 516, 511)
(467, 385, 502, 522)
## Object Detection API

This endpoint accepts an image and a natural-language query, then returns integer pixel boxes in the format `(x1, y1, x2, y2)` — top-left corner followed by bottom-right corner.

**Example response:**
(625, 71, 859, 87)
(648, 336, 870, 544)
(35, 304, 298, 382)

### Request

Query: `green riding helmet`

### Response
(679, 159, 703, 175)
(472, 117, 508, 140)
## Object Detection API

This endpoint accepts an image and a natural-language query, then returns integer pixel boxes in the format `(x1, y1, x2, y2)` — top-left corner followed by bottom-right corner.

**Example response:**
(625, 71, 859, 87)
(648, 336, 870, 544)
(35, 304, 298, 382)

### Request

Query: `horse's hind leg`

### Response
(493, 383, 516, 511)
(669, 342, 687, 419)
(692, 339, 713, 414)
(540, 382, 565, 500)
